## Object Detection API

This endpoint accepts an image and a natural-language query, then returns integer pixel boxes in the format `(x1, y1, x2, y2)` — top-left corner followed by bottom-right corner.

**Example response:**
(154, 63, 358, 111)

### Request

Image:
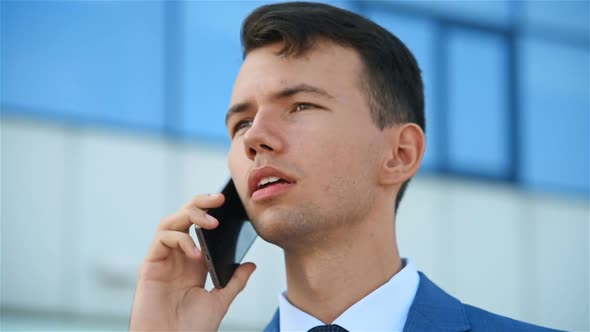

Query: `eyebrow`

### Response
(225, 83, 335, 126)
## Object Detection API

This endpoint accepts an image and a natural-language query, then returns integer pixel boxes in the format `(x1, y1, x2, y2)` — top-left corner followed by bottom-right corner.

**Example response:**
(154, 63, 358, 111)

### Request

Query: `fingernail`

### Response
(205, 214, 218, 223)
(193, 247, 201, 257)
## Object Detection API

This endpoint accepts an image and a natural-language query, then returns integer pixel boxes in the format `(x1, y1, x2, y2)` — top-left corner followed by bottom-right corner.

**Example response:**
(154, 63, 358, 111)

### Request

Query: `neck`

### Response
(283, 210, 402, 324)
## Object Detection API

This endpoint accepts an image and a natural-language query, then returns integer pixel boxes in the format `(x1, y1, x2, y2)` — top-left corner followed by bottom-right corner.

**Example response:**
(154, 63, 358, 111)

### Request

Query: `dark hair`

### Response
(241, 1, 425, 212)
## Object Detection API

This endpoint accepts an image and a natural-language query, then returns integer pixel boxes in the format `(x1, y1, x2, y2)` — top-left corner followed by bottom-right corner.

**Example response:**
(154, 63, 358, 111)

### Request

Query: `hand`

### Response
(129, 193, 257, 331)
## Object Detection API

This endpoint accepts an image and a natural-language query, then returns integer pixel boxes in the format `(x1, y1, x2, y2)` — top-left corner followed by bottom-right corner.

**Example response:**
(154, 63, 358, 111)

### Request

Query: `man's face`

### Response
(226, 41, 386, 248)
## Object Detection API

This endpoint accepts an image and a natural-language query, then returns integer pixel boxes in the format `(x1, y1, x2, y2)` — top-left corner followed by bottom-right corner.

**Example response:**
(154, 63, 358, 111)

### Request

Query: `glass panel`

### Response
(519, 39, 590, 194)
(371, 0, 512, 27)
(523, 0, 590, 35)
(447, 28, 510, 177)
(1, 1, 165, 129)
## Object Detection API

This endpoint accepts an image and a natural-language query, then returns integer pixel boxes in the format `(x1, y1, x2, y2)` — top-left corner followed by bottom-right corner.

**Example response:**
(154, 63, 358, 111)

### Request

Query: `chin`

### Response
(249, 206, 317, 248)
(252, 204, 331, 250)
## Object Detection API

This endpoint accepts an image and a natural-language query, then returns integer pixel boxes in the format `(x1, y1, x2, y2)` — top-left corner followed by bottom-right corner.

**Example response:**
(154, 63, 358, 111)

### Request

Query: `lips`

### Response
(248, 166, 296, 198)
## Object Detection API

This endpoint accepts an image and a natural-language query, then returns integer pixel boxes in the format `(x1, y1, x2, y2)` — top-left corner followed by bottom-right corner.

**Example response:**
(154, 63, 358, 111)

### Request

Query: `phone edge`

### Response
(194, 226, 223, 289)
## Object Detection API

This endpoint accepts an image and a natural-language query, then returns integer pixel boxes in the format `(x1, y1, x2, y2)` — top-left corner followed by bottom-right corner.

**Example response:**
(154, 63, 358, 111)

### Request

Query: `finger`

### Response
(213, 263, 256, 307)
(158, 194, 224, 232)
(187, 206, 219, 230)
(159, 207, 219, 232)
(182, 193, 225, 210)
(190, 247, 209, 287)
(147, 230, 200, 262)
(145, 231, 209, 286)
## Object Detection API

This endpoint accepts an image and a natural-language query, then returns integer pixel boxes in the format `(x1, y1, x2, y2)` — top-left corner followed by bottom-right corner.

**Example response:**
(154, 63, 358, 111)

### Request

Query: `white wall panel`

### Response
(446, 181, 527, 321)
(1, 119, 68, 310)
(74, 130, 172, 316)
(531, 196, 589, 331)
(396, 177, 445, 278)
(178, 142, 230, 205)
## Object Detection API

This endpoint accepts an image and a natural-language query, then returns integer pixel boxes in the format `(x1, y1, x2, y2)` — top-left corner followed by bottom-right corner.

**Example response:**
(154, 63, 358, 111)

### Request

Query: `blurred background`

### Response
(1, 0, 588, 331)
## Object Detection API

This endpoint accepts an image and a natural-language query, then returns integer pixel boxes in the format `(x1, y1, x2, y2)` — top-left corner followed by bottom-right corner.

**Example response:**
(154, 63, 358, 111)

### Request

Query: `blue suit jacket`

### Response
(263, 272, 564, 332)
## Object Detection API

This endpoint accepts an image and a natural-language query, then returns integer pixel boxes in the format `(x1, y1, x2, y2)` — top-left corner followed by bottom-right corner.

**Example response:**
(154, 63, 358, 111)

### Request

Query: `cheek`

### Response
(227, 144, 239, 175)
(313, 131, 380, 189)
(321, 133, 366, 167)
(227, 143, 250, 195)
(306, 137, 362, 195)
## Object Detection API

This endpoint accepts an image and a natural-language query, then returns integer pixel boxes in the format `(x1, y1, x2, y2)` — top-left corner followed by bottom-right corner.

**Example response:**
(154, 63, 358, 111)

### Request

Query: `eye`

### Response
(232, 119, 253, 137)
(294, 103, 316, 112)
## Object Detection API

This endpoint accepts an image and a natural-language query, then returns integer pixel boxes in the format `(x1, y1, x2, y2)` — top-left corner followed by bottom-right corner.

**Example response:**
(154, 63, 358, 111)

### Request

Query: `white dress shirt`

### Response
(278, 258, 419, 332)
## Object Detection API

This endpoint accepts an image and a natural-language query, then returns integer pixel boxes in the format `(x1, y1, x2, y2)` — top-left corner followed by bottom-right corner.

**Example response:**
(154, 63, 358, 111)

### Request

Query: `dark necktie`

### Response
(308, 324, 349, 332)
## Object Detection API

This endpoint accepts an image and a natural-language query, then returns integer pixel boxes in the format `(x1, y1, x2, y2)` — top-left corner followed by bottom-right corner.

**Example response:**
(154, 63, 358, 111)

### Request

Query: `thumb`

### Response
(216, 263, 256, 307)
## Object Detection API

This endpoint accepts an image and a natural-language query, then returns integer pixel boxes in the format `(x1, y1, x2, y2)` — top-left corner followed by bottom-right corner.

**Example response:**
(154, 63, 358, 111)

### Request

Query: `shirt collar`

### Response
(279, 258, 420, 332)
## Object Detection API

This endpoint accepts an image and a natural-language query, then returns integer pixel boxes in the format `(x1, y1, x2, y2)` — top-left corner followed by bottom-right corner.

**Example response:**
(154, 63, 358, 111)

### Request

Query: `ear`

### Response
(379, 123, 426, 186)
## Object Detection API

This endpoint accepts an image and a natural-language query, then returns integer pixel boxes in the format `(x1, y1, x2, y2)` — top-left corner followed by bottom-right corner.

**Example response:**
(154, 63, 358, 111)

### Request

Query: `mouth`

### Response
(248, 166, 296, 202)
(256, 176, 291, 189)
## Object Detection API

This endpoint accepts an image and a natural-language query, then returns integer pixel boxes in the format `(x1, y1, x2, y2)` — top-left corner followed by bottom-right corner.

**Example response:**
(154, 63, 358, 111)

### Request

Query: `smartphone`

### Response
(195, 179, 257, 288)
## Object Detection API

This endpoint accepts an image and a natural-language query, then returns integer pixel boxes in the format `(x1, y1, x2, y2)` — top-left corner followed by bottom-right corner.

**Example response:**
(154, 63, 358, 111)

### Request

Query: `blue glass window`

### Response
(523, 0, 590, 35)
(1, 1, 165, 130)
(519, 39, 590, 194)
(446, 28, 510, 177)
(394, 0, 511, 27)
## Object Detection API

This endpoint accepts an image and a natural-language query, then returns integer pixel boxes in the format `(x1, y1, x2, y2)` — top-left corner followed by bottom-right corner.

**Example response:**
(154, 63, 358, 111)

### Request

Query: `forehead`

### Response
(231, 41, 365, 103)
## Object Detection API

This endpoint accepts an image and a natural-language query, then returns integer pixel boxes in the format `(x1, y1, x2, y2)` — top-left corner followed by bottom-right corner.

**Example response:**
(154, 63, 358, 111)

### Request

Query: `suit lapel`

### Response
(263, 308, 280, 332)
(264, 272, 470, 332)
(403, 272, 470, 332)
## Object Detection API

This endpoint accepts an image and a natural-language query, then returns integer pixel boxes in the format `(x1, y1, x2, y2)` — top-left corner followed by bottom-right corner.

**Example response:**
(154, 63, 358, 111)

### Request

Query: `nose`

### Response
(242, 111, 283, 161)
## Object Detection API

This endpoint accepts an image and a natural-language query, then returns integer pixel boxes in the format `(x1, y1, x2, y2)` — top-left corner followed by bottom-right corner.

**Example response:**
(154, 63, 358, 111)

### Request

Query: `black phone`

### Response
(195, 179, 257, 288)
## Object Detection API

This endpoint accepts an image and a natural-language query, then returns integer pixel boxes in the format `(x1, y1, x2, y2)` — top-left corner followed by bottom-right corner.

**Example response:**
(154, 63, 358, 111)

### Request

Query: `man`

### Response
(130, 2, 563, 331)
